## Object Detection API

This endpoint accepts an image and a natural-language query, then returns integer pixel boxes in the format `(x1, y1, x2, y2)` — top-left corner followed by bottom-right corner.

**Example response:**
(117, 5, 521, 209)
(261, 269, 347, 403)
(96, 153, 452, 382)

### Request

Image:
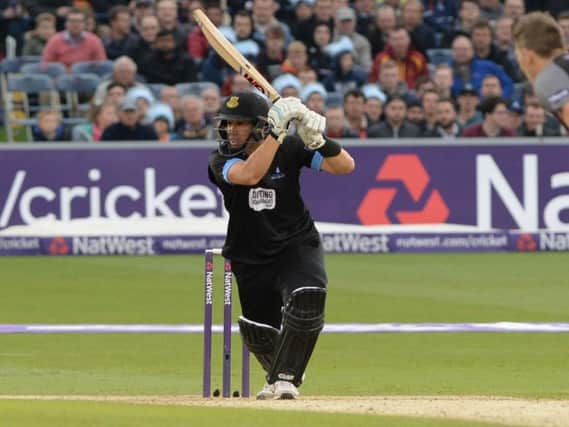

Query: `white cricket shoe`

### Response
(256, 382, 275, 400)
(273, 381, 299, 400)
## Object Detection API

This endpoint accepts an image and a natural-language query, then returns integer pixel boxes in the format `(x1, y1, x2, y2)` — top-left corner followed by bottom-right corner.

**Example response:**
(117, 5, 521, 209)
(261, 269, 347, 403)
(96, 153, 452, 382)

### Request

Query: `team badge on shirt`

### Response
(249, 188, 276, 211)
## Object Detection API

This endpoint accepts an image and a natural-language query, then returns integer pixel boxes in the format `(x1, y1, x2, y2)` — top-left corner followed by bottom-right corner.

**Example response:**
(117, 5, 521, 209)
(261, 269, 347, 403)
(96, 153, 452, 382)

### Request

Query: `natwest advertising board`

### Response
(1, 144, 569, 231)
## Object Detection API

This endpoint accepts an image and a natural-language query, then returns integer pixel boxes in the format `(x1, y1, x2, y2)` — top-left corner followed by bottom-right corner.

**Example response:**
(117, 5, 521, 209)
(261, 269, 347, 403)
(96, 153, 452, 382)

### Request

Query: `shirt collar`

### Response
(64, 31, 86, 42)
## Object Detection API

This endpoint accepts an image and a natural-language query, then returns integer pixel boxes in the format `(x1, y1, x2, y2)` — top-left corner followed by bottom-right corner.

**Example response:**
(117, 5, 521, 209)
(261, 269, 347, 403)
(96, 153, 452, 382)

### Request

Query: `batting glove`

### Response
(268, 97, 307, 142)
(298, 110, 326, 150)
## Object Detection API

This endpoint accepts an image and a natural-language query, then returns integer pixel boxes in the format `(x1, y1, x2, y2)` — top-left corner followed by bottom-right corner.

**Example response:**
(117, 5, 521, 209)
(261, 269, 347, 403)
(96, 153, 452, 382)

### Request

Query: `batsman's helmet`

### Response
(216, 91, 270, 157)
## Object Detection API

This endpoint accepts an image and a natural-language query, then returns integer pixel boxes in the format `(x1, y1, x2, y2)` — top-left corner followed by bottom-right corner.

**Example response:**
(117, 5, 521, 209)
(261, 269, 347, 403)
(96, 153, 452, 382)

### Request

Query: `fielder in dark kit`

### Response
(208, 92, 355, 399)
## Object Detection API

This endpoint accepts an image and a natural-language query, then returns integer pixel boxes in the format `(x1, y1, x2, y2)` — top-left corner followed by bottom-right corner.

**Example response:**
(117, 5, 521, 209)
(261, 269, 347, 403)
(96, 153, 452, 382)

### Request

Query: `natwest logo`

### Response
(49, 237, 70, 255)
(357, 154, 450, 225)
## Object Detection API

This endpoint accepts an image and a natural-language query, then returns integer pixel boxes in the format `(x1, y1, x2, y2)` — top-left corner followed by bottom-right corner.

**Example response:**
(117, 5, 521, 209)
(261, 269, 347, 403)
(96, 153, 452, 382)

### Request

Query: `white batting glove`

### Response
(298, 110, 326, 150)
(268, 97, 307, 142)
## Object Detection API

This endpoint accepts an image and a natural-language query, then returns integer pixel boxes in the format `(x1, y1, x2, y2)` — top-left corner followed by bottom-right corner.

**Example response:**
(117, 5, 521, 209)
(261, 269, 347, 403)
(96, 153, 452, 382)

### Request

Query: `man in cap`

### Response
(333, 7, 372, 71)
(101, 97, 158, 141)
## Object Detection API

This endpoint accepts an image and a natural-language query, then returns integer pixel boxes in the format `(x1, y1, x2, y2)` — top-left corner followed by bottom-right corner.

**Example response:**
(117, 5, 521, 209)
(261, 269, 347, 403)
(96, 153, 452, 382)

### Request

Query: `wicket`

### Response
(203, 248, 250, 398)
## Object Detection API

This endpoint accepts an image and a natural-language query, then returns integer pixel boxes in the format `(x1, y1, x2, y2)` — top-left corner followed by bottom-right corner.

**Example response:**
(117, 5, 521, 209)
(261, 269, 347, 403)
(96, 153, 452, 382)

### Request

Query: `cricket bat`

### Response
(193, 9, 280, 103)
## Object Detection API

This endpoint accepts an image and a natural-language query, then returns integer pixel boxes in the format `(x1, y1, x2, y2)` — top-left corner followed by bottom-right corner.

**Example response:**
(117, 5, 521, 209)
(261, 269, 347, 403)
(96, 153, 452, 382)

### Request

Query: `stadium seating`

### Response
(3, 73, 59, 141)
(71, 60, 114, 78)
(56, 73, 100, 123)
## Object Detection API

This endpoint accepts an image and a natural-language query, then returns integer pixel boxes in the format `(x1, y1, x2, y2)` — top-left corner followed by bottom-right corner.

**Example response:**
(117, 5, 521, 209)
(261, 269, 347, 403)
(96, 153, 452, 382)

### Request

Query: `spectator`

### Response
(281, 40, 310, 75)
(42, 8, 107, 70)
(450, 35, 514, 100)
(251, 0, 292, 44)
(494, 16, 524, 83)
(518, 102, 561, 137)
(308, 21, 334, 81)
(325, 105, 358, 138)
(433, 64, 454, 98)
(401, 0, 437, 55)
(84, 8, 106, 39)
(369, 26, 428, 90)
(323, 48, 367, 93)
(176, 95, 214, 140)
(480, 74, 503, 99)
(405, 97, 425, 127)
(272, 73, 302, 97)
(72, 101, 118, 142)
(139, 29, 197, 85)
(368, 5, 397, 57)
(233, 10, 259, 47)
(157, 0, 188, 50)
(503, 0, 525, 20)
(1, 1, 35, 56)
(294, 0, 335, 47)
(220, 73, 251, 96)
(333, 7, 372, 72)
(301, 82, 327, 115)
(342, 89, 368, 138)
(101, 97, 158, 141)
(160, 85, 183, 122)
(132, 0, 157, 32)
(471, 19, 520, 82)
(368, 95, 423, 138)
(298, 67, 318, 86)
(354, 0, 376, 39)
(93, 56, 145, 106)
(421, 89, 440, 133)
(105, 82, 127, 106)
(148, 102, 176, 142)
(187, 2, 224, 61)
(415, 76, 437, 96)
(441, 0, 480, 48)
(104, 6, 138, 60)
(462, 96, 515, 137)
(505, 100, 523, 131)
(289, 0, 315, 40)
(424, 98, 462, 138)
(558, 12, 569, 46)
(125, 86, 155, 123)
(376, 59, 409, 98)
(361, 84, 386, 127)
(422, 0, 459, 36)
(22, 13, 57, 56)
(478, 0, 502, 22)
(127, 14, 159, 68)
(25, 0, 72, 19)
(32, 109, 70, 142)
(201, 84, 221, 124)
(257, 23, 286, 81)
(456, 84, 481, 128)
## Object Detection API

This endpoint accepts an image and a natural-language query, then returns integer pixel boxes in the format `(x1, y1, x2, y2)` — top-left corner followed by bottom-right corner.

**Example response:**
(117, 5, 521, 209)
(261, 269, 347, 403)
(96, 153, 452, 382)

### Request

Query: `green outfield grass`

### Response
(0, 254, 567, 426)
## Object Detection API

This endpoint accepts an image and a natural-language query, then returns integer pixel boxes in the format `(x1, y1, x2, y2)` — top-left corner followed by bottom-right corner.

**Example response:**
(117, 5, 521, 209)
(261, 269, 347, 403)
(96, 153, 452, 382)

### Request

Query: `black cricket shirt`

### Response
(208, 135, 324, 264)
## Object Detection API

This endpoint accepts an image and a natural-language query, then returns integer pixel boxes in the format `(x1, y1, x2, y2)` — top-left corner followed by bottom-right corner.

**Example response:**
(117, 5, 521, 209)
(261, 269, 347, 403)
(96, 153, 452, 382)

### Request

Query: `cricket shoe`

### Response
(256, 382, 275, 400)
(273, 381, 299, 400)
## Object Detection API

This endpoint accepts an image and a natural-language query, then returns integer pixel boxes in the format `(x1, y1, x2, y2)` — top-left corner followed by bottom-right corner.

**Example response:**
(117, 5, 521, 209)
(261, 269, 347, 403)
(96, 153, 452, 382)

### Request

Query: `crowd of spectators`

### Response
(0, 0, 567, 142)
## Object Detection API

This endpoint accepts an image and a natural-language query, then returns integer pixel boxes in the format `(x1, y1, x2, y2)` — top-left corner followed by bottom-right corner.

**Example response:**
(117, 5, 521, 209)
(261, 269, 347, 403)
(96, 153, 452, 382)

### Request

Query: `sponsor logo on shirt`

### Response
(249, 188, 276, 211)
(547, 88, 569, 108)
(270, 166, 285, 180)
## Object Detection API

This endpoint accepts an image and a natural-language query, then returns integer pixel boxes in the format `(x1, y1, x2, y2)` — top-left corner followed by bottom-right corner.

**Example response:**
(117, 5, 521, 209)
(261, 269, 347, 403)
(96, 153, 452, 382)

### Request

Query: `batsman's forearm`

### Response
(228, 136, 280, 185)
(321, 149, 356, 175)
